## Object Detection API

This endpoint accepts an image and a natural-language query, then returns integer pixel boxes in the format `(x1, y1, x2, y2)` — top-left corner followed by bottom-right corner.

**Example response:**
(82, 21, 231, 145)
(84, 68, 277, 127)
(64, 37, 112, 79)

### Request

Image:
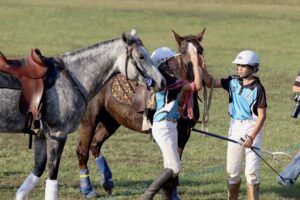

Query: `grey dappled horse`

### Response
(0, 30, 165, 200)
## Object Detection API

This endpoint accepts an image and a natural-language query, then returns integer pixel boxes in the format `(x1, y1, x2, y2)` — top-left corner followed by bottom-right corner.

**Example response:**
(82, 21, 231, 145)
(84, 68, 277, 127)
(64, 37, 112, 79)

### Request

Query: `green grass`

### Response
(0, 0, 300, 199)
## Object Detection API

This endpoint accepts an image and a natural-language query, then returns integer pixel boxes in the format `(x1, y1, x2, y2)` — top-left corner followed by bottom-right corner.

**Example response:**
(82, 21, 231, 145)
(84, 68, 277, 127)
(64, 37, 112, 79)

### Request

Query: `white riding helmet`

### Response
(151, 47, 177, 68)
(232, 50, 260, 67)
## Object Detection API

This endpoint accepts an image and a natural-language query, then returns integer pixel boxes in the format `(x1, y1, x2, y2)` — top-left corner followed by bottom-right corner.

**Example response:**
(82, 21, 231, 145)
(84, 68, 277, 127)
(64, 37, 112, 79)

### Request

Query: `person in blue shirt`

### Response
(140, 45, 203, 200)
(200, 50, 267, 200)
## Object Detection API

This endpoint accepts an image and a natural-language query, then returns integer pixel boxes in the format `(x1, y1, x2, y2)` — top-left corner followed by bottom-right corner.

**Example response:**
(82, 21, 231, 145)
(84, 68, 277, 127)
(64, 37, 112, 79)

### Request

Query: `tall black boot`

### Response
(140, 168, 173, 200)
(161, 177, 175, 200)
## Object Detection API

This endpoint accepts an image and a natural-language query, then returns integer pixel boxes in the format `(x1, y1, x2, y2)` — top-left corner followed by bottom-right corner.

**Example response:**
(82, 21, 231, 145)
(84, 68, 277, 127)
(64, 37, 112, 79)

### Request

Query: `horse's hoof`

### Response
(102, 180, 114, 195)
(85, 191, 100, 198)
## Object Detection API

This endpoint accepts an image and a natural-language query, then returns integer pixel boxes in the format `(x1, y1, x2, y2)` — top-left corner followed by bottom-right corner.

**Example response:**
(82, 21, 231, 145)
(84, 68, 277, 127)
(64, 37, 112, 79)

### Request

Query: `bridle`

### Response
(124, 38, 149, 82)
(177, 41, 213, 130)
(177, 42, 204, 81)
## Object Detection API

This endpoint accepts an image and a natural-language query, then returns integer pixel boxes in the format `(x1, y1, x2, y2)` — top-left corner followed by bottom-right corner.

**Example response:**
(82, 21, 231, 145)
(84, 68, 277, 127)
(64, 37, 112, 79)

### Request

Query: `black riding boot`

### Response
(140, 168, 173, 200)
(161, 176, 175, 200)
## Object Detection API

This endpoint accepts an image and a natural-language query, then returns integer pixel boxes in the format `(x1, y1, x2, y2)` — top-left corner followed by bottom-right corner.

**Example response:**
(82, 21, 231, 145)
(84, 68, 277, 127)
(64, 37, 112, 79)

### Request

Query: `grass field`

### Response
(0, 0, 300, 199)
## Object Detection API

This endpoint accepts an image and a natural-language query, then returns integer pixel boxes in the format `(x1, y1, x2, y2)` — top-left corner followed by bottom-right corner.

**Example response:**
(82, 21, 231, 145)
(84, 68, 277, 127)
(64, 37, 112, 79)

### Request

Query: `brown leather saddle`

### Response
(0, 49, 48, 135)
(111, 74, 152, 113)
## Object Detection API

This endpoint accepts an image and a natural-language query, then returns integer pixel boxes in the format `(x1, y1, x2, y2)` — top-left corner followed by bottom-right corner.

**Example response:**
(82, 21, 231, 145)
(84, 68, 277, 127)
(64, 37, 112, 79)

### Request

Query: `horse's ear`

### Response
(0, 51, 7, 62)
(196, 27, 206, 42)
(121, 32, 128, 43)
(172, 29, 183, 45)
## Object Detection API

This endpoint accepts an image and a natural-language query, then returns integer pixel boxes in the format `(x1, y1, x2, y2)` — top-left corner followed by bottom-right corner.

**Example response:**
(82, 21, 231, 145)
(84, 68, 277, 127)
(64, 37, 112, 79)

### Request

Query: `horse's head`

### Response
(171, 28, 206, 81)
(116, 30, 166, 91)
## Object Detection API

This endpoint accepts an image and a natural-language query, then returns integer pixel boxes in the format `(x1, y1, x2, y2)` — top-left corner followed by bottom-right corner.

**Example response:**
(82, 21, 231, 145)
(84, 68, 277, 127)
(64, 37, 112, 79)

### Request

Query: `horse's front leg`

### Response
(45, 131, 67, 200)
(16, 135, 47, 200)
(76, 119, 99, 198)
(90, 113, 120, 195)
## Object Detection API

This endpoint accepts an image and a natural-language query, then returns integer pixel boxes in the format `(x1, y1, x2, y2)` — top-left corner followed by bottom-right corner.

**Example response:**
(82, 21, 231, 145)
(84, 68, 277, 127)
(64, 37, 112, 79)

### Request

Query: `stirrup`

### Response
(24, 112, 46, 149)
(32, 118, 46, 137)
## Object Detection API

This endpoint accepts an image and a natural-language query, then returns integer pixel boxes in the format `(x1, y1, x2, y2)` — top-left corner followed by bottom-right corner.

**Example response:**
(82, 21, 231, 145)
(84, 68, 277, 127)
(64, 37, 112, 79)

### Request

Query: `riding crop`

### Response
(192, 127, 286, 183)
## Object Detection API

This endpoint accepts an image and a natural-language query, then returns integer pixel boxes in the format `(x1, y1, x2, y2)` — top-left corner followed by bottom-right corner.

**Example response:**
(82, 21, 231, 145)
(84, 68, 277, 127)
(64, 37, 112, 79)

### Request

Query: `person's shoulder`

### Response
(253, 77, 266, 91)
(222, 74, 238, 81)
(231, 75, 240, 80)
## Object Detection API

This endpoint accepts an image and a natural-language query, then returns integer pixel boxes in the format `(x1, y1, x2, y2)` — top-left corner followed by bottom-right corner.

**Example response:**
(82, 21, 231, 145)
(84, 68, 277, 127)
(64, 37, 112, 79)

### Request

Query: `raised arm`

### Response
(188, 43, 202, 91)
(180, 44, 203, 95)
(198, 55, 222, 88)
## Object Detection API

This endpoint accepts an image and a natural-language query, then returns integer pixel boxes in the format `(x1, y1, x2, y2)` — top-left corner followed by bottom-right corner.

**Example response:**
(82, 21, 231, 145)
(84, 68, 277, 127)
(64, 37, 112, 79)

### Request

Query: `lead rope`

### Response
(201, 78, 214, 131)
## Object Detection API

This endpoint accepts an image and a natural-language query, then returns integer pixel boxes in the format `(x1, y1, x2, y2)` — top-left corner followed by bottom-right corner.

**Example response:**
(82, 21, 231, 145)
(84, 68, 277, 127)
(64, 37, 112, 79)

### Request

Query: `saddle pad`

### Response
(111, 74, 138, 105)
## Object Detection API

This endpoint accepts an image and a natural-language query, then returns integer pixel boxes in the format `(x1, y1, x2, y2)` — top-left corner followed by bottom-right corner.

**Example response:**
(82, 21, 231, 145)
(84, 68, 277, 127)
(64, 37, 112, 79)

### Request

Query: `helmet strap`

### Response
(240, 71, 254, 79)
(238, 66, 257, 79)
(159, 61, 176, 77)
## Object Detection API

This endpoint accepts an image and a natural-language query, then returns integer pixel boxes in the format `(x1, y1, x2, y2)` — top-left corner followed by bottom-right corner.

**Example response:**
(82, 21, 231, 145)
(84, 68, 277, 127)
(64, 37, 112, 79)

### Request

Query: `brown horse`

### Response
(76, 29, 206, 198)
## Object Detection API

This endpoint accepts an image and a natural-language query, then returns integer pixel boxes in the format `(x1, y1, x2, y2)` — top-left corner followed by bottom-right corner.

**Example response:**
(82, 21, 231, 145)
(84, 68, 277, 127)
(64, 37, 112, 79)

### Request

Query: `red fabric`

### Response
(167, 80, 195, 119)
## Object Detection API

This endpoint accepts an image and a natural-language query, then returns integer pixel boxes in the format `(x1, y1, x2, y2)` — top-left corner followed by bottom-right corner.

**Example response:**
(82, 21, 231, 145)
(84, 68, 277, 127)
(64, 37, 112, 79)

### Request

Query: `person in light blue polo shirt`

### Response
(140, 44, 203, 200)
(200, 50, 267, 200)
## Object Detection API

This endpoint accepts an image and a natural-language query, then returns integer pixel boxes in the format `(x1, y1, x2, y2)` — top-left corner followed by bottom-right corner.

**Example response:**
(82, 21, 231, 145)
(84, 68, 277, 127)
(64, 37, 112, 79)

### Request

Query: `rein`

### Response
(178, 52, 214, 130)
(201, 78, 214, 130)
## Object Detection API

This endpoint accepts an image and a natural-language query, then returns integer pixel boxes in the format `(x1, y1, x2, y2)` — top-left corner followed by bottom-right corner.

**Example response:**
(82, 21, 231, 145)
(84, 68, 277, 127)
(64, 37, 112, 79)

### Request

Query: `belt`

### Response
(159, 118, 178, 123)
(230, 119, 255, 125)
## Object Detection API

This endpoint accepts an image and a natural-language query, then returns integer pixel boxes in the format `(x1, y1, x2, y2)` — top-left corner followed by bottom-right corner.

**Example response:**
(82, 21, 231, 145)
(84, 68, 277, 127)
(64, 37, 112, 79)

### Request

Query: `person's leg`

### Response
(161, 176, 177, 200)
(140, 121, 180, 200)
(140, 168, 174, 200)
(245, 129, 262, 200)
(227, 123, 244, 200)
(227, 142, 243, 200)
(160, 124, 180, 200)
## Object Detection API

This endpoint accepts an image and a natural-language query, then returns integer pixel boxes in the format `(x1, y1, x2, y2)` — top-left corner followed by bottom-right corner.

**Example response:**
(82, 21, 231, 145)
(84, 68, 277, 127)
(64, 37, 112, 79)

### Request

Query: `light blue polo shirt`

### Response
(221, 75, 267, 120)
(153, 90, 180, 122)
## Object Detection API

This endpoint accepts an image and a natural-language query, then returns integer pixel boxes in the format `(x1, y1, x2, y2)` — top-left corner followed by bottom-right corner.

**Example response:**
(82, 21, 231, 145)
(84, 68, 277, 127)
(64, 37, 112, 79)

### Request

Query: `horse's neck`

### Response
(60, 38, 124, 101)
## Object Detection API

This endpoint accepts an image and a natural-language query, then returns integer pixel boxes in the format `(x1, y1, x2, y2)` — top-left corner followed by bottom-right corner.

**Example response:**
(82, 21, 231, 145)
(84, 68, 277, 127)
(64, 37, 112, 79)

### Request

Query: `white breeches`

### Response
(227, 119, 262, 185)
(152, 121, 181, 175)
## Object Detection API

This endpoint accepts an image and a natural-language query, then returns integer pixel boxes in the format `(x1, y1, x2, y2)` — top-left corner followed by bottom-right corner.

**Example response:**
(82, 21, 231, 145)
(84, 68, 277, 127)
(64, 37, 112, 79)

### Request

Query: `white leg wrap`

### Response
(45, 179, 58, 200)
(16, 172, 40, 200)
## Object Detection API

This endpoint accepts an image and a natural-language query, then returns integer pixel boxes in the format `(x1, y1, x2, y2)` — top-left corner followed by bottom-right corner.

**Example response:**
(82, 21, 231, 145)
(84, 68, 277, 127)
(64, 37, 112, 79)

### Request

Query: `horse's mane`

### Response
(61, 37, 121, 57)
